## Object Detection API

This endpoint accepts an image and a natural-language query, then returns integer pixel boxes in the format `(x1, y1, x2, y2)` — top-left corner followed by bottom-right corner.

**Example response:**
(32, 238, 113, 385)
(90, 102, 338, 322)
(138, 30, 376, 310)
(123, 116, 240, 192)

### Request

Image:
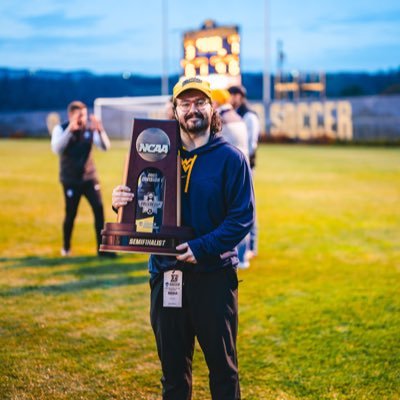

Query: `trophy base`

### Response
(99, 223, 193, 256)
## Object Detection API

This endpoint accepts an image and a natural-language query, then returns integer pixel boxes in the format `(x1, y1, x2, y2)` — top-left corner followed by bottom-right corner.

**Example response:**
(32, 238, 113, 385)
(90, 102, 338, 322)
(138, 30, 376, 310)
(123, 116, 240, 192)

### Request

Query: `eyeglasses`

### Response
(176, 98, 210, 113)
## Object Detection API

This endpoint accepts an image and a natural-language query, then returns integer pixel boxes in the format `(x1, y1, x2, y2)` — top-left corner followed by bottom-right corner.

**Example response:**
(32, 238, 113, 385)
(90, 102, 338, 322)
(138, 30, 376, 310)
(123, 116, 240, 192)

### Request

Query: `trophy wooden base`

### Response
(99, 223, 193, 256)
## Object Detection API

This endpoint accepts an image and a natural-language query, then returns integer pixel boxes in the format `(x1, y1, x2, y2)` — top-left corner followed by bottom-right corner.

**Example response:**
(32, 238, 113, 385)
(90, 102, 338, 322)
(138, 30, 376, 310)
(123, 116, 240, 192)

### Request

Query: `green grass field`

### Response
(0, 139, 399, 399)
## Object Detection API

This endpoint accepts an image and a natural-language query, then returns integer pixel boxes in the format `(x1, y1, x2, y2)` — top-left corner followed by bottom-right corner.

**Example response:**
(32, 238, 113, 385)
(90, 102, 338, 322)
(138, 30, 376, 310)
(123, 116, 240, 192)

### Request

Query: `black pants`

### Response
(62, 180, 104, 252)
(150, 267, 241, 400)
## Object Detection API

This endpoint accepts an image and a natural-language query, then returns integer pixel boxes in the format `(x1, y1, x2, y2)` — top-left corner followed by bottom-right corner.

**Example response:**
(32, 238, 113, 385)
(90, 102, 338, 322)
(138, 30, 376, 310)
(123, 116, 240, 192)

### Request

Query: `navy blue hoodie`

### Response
(148, 134, 254, 276)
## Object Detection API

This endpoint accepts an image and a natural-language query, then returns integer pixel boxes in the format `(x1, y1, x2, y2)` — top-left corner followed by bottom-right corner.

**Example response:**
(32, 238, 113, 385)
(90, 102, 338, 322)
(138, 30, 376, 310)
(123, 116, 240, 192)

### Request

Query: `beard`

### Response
(179, 110, 210, 135)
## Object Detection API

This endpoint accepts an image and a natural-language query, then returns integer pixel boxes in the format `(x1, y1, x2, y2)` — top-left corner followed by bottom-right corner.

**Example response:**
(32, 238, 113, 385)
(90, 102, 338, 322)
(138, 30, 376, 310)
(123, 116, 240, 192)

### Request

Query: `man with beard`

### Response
(112, 78, 254, 400)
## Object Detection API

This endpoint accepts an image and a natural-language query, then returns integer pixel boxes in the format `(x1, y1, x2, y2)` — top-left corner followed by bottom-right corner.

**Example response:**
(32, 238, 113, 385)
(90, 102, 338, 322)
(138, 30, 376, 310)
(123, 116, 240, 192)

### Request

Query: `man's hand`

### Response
(112, 185, 134, 209)
(68, 114, 81, 132)
(176, 243, 197, 264)
(89, 114, 104, 132)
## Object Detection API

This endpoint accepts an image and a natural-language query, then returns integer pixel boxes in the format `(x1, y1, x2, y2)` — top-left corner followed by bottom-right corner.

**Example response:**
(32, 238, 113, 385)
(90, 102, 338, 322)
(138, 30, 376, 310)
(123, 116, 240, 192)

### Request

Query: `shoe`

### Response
(245, 250, 255, 260)
(238, 261, 250, 269)
(61, 248, 71, 257)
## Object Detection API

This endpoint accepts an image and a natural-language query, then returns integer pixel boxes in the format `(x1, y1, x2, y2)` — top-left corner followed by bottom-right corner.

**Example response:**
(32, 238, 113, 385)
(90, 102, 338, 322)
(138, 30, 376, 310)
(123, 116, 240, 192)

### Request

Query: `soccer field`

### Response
(0, 140, 399, 399)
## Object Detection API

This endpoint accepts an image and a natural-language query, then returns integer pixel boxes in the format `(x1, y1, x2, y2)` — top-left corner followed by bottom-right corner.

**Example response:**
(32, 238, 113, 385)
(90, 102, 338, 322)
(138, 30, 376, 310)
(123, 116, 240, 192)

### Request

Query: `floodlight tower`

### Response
(274, 40, 300, 100)
(263, 0, 271, 104)
(161, 0, 169, 95)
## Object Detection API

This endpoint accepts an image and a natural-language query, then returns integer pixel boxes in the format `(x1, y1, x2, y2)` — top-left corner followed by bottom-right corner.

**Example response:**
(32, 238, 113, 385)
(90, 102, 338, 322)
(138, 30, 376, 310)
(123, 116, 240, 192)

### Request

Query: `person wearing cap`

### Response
(210, 88, 249, 159)
(112, 77, 254, 399)
(211, 88, 251, 269)
(228, 85, 260, 259)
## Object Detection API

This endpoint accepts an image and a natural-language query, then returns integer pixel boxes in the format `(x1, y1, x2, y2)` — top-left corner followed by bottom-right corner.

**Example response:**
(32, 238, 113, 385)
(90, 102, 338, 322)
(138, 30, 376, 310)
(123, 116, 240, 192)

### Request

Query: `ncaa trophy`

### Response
(100, 118, 193, 255)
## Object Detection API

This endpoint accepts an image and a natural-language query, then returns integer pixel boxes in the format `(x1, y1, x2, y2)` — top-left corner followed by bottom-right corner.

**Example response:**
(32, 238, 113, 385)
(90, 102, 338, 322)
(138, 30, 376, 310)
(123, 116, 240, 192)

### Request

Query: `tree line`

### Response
(0, 67, 399, 111)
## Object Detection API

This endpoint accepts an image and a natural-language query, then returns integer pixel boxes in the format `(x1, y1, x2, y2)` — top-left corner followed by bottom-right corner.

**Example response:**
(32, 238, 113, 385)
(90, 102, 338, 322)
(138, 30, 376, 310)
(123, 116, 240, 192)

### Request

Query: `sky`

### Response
(0, 0, 399, 76)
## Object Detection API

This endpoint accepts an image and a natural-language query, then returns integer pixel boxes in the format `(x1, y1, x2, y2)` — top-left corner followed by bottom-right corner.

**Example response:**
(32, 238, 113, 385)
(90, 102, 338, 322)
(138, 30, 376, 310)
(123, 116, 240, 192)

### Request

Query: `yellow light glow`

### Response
(218, 48, 227, 56)
(185, 64, 196, 78)
(228, 60, 240, 76)
(193, 57, 208, 67)
(185, 45, 196, 61)
(227, 34, 240, 44)
(196, 36, 223, 53)
(209, 55, 221, 66)
(200, 64, 209, 76)
(275, 82, 299, 92)
(231, 42, 240, 54)
(215, 61, 226, 74)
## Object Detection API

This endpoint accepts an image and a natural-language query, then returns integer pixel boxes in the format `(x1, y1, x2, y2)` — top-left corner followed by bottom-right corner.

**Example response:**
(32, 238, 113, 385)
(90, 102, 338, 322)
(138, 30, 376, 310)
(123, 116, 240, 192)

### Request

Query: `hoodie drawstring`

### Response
(181, 155, 198, 193)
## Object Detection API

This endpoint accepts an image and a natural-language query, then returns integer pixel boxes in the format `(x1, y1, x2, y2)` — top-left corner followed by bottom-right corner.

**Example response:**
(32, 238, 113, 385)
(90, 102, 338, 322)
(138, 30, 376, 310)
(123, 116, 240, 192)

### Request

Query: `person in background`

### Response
(51, 100, 113, 257)
(165, 96, 175, 120)
(112, 77, 254, 399)
(211, 88, 251, 268)
(210, 89, 249, 158)
(228, 85, 260, 259)
(46, 112, 60, 136)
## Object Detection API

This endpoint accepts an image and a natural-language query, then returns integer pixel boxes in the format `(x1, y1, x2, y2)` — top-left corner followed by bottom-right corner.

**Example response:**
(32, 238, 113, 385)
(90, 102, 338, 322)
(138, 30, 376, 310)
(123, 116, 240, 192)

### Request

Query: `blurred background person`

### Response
(228, 85, 260, 260)
(228, 85, 260, 171)
(211, 89, 249, 158)
(211, 88, 251, 269)
(165, 96, 175, 120)
(46, 112, 61, 136)
(51, 101, 112, 257)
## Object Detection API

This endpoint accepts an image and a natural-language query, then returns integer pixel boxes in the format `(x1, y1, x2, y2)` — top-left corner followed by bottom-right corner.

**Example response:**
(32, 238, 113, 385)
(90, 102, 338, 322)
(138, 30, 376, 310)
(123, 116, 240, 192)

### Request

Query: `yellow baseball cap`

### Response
(211, 89, 231, 106)
(173, 77, 212, 101)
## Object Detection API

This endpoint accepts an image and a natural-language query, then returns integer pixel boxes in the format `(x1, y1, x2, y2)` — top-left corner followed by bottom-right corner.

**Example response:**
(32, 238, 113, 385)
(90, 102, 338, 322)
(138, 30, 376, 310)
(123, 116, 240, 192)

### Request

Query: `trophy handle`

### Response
(117, 153, 130, 223)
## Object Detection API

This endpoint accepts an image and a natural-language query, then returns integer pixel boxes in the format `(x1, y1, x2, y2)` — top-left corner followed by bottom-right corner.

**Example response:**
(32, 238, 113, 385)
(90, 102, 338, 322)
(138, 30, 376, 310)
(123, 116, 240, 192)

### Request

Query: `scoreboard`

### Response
(180, 19, 241, 88)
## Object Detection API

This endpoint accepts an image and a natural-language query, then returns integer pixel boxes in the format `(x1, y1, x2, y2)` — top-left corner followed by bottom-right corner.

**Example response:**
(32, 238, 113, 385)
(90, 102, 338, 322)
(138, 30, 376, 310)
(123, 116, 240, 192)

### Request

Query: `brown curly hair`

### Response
(210, 109, 222, 136)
